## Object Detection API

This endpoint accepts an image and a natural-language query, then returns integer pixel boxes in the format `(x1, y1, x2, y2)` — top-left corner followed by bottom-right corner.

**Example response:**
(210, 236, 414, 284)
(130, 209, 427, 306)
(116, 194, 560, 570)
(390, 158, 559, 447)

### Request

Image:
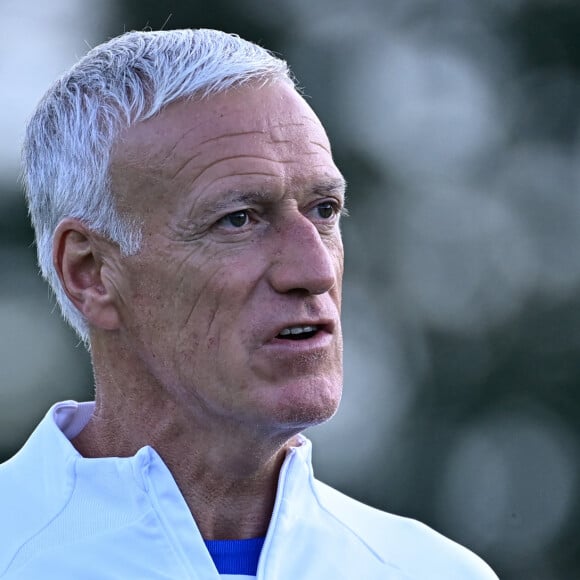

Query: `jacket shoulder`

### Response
(0, 455, 47, 574)
(313, 479, 497, 580)
(0, 422, 76, 577)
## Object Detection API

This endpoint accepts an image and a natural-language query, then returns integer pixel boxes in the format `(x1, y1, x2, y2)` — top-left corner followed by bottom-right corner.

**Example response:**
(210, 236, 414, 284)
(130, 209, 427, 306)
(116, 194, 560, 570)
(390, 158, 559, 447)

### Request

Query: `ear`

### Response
(53, 218, 122, 331)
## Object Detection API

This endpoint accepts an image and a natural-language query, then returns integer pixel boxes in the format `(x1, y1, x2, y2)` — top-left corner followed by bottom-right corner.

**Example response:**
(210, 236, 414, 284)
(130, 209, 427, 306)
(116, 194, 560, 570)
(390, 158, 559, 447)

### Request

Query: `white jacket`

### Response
(0, 401, 497, 579)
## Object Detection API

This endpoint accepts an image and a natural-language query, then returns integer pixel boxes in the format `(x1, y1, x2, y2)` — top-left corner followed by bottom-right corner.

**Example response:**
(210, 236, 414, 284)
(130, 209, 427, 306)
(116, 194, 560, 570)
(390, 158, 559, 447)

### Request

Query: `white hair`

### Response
(21, 29, 294, 343)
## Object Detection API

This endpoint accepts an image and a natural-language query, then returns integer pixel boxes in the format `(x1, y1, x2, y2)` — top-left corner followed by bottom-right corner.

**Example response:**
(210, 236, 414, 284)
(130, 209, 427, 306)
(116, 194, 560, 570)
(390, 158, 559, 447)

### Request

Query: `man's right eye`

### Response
(219, 210, 250, 229)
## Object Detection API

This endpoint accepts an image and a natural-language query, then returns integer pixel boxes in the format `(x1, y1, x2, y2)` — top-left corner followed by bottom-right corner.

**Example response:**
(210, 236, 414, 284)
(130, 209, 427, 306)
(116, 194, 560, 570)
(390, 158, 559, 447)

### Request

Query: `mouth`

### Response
(261, 319, 336, 353)
(276, 325, 321, 341)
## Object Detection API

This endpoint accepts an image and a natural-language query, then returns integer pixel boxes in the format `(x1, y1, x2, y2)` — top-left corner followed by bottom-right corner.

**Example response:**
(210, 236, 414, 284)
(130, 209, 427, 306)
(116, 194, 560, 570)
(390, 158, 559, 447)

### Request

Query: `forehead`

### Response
(110, 83, 342, 215)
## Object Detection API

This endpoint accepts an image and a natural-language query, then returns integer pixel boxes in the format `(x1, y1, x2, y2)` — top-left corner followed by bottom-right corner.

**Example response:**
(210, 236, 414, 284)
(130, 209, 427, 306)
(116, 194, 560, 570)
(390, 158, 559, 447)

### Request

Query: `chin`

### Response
(268, 377, 343, 432)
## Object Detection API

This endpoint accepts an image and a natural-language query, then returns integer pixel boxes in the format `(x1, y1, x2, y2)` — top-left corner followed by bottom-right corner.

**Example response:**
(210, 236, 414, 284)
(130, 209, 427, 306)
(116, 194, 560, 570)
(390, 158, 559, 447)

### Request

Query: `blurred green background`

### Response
(2, 1, 580, 578)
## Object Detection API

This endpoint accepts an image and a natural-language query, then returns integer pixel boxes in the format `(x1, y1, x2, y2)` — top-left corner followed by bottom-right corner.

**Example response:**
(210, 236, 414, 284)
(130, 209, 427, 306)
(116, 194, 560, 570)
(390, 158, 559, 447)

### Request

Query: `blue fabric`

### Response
(204, 537, 265, 575)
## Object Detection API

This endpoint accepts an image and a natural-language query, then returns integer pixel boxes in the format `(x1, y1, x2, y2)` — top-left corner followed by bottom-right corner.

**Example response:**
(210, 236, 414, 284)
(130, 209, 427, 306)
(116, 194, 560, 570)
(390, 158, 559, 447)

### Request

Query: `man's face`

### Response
(109, 82, 345, 435)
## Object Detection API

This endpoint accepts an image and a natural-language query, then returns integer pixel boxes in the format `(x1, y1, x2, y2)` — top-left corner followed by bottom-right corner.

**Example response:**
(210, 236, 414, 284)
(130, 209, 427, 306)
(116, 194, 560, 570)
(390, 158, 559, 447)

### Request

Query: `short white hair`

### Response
(21, 29, 294, 343)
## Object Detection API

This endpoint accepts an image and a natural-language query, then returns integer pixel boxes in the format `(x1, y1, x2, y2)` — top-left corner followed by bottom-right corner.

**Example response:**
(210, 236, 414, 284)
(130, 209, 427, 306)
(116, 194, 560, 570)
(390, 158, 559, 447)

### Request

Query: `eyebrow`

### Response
(310, 177, 347, 197)
(229, 178, 346, 202)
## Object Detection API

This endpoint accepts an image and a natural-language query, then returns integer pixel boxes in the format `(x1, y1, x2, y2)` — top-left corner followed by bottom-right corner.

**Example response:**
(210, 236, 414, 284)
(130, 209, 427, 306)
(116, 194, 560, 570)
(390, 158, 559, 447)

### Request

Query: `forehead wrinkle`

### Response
(114, 113, 206, 169)
(159, 121, 208, 163)
(298, 113, 324, 126)
(207, 172, 282, 184)
(308, 162, 344, 175)
(155, 132, 266, 181)
(169, 126, 313, 181)
(193, 122, 317, 148)
(308, 140, 332, 155)
(174, 154, 295, 183)
(268, 121, 315, 131)
(196, 129, 268, 148)
(167, 152, 203, 181)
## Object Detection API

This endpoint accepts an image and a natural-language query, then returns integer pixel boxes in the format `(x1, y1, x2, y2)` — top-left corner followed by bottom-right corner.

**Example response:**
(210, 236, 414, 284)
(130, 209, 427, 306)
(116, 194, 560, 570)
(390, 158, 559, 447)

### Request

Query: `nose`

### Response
(267, 215, 341, 295)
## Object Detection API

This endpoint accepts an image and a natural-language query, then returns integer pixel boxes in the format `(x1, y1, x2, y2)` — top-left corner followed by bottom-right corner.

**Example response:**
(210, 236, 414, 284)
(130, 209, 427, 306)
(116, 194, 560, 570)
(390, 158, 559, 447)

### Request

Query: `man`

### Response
(0, 29, 497, 579)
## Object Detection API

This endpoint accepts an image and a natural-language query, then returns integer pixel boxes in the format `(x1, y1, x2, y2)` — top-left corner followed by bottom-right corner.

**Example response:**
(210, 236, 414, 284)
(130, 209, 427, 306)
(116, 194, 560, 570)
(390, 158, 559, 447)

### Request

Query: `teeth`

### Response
(279, 325, 318, 336)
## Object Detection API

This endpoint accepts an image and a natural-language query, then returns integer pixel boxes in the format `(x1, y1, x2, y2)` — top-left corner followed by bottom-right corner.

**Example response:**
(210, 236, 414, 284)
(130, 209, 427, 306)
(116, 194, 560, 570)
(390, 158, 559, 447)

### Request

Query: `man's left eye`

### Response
(220, 210, 249, 228)
(316, 202, 336, 219)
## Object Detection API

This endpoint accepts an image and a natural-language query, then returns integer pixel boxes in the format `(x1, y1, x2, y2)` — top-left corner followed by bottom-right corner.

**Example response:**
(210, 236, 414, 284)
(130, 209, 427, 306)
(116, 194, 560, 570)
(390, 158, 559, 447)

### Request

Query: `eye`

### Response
(219, 210, 250, 229)
(314, 201, 340, 220)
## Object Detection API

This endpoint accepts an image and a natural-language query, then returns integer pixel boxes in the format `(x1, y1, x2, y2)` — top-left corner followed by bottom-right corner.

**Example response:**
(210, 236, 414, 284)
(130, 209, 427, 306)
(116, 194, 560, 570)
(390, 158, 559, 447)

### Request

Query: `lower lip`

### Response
(262, 330, 334, 353)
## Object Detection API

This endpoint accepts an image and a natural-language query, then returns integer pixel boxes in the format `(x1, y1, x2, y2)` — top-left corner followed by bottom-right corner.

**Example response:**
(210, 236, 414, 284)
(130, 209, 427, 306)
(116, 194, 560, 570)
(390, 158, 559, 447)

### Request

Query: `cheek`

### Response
(171, 259, 251, 343)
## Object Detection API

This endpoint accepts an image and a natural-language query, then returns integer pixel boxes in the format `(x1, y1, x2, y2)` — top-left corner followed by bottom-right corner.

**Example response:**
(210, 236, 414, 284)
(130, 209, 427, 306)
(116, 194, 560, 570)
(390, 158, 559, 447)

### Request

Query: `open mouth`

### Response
(276, 325, 320, 340)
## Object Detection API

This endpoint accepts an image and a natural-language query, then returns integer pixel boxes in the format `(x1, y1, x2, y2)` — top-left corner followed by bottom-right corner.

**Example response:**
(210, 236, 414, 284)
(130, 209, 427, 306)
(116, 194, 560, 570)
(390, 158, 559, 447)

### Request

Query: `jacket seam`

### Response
(307, 476, 409, 573)
(255, 447, 295, 579)
(144, 465, 212, 580)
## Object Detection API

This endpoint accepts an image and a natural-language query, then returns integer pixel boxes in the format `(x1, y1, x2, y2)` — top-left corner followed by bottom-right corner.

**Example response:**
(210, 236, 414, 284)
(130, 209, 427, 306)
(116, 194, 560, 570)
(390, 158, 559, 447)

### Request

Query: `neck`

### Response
(73, 343, 300, 539)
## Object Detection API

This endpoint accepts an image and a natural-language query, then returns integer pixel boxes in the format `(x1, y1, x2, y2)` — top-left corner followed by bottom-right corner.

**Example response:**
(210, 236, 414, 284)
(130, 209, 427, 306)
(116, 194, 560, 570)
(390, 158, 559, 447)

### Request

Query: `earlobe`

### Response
(53, 219, 121, 331)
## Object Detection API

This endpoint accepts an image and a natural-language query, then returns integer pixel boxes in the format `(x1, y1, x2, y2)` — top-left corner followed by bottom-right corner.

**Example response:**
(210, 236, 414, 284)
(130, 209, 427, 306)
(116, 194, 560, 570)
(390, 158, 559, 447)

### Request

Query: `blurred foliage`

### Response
(2, 1, 580, 579)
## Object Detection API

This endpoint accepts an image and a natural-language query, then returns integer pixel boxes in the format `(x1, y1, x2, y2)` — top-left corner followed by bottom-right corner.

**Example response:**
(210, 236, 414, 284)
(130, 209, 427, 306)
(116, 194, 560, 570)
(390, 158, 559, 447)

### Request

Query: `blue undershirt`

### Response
(204, 537, 265, 575)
